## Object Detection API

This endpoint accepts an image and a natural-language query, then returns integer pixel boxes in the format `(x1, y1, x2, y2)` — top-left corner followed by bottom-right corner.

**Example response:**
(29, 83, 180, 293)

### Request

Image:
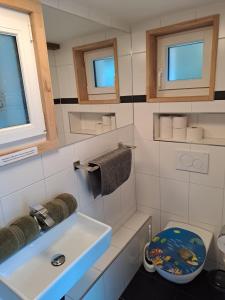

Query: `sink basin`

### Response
(0, 213, 112, 300)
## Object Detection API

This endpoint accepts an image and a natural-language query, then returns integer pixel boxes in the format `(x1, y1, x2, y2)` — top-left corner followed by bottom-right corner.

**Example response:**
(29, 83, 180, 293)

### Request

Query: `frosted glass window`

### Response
(0, 34, 29, 129)
(168, 41, 204, 81)
(93, 57, 115, 88)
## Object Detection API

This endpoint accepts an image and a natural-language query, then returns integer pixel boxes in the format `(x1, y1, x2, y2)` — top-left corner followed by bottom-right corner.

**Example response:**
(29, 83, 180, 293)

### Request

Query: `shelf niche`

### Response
(154, 112, 225, 147)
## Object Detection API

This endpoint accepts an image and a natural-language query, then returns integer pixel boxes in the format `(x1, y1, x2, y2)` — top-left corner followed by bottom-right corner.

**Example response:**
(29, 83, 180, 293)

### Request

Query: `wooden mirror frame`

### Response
(0, 0, 58, 157)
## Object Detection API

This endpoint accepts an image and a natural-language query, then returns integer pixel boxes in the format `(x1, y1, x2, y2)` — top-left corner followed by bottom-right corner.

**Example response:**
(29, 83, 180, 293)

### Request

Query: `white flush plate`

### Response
(176, 151, 209, 174)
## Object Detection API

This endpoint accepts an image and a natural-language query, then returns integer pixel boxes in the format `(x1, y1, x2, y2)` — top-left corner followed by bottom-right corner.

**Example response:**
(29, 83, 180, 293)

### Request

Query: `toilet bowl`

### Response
(148, 221, 213, 284)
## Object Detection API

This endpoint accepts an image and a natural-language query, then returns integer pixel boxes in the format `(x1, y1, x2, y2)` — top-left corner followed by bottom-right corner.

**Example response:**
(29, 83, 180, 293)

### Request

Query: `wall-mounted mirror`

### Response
(42, 4, 133, 146)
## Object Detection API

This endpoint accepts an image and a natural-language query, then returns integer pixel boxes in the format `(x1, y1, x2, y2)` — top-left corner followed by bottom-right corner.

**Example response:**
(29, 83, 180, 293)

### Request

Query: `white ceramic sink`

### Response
(0, 213, 112, 300)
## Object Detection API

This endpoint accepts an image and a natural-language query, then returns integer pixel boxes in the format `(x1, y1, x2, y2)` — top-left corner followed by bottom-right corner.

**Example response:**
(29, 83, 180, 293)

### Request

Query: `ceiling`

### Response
(42, 5, 107, 43)
(72, 0, 219, 23)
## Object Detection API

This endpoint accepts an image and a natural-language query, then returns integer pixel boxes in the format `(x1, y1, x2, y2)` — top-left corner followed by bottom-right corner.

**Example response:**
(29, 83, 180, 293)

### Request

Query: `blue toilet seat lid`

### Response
(148, 227, 206, 276)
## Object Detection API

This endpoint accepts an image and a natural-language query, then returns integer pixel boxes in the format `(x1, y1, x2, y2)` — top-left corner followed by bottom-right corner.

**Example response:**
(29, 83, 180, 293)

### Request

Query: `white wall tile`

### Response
(132, 52, 146, 95)
(0, 181, 46, 225)
(134, 103, 159, 140)
(118, 55, 132, 96)
(137, 205, 160, 235)
(45, 167, 78, 202)
(0, 156, 44, 198)
(120, 173, 136, 220)
(160, 211, 188, 230)
(190, 144, 225, 188)
(216, 38, 225, 91)
(42, 144, 75, 178)
(161, 9, 196, 26)
(57, 65, 77, 98)
(189, 183, 223, 226)
(49, 65, 60, 99)
(131, 18, 160, 53)
(106, 30, 132, 56)
(159, 102, 192, 113)
(196, 2, 225, 38)
(103, 189, 123, 230)
(136, 173, 160, 210)
(160, 178, 189, 219)
(159, 142, 190, 182)
(135, 139, 159, 175)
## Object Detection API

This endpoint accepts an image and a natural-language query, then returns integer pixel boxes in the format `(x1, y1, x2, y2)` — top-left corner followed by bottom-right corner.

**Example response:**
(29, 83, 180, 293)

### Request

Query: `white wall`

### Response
(51, 29, 132, 99)
(132, 1, 225, 270)
(0, 124, 136, 234)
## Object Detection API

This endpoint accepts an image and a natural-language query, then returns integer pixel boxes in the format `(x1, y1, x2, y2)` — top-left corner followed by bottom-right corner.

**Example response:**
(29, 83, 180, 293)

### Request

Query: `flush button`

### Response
(176, 151, 209, 174)
(193, 159, 203, 170)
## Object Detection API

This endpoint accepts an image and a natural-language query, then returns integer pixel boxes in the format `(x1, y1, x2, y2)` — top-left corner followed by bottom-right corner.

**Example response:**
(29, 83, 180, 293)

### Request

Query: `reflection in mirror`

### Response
(42, 4, 133, 147)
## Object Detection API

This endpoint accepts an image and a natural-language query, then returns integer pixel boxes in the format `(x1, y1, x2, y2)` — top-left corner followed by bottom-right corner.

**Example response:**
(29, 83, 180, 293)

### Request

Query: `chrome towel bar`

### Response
(74, 143, 136, 172)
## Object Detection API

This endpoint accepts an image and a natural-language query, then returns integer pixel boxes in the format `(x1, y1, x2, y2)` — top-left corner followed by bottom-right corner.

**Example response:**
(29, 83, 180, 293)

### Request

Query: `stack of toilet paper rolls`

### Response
(173, 116, 187, 141)
(159, 116, 173, 139)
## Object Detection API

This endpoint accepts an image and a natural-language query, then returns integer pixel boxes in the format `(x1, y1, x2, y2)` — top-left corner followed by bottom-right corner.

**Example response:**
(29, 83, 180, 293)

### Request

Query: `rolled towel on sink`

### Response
(0, 227, 25, 262)
(55, 193, 78, 215)
(10, 216, 40, 243)
(44, 201, 65, 225)
(88, 145, 132, 198)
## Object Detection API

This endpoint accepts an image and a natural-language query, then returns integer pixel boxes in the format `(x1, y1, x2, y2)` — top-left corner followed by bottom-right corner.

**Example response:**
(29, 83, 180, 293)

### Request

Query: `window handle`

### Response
(158, 70, 163, 90)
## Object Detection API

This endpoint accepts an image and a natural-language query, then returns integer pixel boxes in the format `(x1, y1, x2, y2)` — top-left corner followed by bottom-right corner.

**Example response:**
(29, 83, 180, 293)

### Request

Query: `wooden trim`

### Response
(73, 38, 120, 104)
(0, 0, 58, 157)
(146, 15, 219, 103)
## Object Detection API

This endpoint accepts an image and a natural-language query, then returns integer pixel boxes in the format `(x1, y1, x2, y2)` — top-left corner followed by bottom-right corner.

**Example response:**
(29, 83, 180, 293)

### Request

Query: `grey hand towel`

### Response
(55, 193, 78, 215)
(0, 227, 25, 263)
(88, 146, 132, 198)
(10, 216, 40, 243)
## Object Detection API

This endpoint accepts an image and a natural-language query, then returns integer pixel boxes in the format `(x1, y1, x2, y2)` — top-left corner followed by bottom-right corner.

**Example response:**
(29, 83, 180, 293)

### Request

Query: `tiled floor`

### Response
(120, 266, 223, 300)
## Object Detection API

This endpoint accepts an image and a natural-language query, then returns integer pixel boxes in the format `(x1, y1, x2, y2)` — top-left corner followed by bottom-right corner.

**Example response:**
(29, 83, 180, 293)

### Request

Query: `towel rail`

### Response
(74, 143, 136, 172)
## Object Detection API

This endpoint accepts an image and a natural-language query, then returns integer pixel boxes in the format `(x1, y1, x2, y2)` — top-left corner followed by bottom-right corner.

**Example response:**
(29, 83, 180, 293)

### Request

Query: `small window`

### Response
(84, 47, 116, 96)
(0, 34, 29, 129)
(157, 27, 212, 94)
(93, 57, 115, 88)
(146, 15, 219, 102)
(73, 39, 119, 104)
(0, 6, 46, 146)
(168, 41, 204, 81)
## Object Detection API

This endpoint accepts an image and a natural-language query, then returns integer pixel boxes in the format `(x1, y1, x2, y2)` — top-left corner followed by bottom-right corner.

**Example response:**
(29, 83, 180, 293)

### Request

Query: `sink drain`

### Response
(51, 254, 65, 267)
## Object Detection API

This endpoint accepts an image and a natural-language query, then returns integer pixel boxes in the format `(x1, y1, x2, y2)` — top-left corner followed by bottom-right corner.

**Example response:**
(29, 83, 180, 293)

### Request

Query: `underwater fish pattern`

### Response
(148, 227, 206, 275)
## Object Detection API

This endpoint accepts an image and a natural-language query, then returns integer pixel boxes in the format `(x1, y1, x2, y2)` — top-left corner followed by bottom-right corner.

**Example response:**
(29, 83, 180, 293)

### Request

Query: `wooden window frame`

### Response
(73, 38, 120, 104)
(0, 0, 58, 157)
(146, 15, 219, 103)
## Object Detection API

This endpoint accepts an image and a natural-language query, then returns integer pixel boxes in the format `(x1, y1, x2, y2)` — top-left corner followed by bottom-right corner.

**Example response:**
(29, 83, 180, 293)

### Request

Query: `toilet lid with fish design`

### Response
(148, 227, 206, 276)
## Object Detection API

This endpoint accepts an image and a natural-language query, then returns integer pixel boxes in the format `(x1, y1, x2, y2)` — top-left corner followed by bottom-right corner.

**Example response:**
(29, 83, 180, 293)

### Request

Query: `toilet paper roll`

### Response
(160, 116, 173, 139)
(173, 128, 187, 141)
(187, 127, 203, 141)
(173, 116, 187, 129)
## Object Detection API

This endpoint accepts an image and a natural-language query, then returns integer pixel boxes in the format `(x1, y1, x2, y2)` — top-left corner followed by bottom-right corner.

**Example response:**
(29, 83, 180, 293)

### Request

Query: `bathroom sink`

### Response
(0, 213, 112, 300)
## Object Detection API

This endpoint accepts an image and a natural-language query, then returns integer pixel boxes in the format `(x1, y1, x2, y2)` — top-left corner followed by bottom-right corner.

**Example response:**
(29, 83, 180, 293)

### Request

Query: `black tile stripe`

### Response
(54, 98, 60, 104)
(215, 91, 225, 100)
(120, 96, 133, 103)
(132, 95, 146, 102)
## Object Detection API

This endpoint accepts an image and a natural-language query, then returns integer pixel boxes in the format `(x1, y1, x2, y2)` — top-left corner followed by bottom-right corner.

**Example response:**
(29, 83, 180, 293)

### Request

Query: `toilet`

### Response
(148, 221, 213, 284)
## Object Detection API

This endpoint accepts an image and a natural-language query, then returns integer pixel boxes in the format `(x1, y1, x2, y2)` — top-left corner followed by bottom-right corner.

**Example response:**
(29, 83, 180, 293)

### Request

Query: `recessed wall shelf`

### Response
(154, 112, 225, 147)
(69, 112, 117, 136)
